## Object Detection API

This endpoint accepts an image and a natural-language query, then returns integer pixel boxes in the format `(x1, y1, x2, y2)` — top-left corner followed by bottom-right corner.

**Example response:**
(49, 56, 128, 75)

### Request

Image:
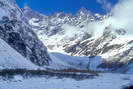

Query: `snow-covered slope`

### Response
(49, 52, 89, 70)
(0, 38, 37, 69)
(0, 0, 51, 67)
(47, 52, 103, 71)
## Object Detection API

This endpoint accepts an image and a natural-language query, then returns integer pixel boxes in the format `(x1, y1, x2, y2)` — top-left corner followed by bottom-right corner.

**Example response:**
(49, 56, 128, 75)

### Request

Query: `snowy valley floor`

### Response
(0, 73, 133, 89)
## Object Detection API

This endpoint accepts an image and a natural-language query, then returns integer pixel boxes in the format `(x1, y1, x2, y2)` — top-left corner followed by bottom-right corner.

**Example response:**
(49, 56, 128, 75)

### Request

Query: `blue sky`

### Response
(16, 0, 118, 15)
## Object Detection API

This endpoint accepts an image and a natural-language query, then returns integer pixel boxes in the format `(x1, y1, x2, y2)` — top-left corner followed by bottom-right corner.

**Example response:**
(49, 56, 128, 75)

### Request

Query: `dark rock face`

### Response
(123, 85, 133, 89)
(0, 0, 55, 68)
(8, 32, 27, 57)
(0, 16, 51, 66)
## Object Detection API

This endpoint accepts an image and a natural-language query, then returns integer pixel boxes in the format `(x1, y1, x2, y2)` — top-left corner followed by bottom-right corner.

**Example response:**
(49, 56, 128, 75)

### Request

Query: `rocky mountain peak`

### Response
(77, 7, 90, 15)
(23, 5, 32, 11)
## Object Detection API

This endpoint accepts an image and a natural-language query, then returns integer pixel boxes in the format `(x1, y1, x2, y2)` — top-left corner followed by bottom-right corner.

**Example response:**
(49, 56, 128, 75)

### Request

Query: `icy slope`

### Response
(0, 38, 37, 69)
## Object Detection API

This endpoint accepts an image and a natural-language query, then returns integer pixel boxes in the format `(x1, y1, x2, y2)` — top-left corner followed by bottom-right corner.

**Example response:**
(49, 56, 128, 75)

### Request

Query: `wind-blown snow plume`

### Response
(92, 0, 133, 37)
(109, 0, 133, 35)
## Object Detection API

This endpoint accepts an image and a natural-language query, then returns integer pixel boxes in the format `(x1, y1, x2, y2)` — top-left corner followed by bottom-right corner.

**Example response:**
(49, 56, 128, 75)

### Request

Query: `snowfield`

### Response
(0, 73, 133, 89)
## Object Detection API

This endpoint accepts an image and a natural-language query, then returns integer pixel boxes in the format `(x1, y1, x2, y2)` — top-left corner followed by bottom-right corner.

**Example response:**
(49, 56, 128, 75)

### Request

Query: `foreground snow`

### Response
(0, 73, 133, 89)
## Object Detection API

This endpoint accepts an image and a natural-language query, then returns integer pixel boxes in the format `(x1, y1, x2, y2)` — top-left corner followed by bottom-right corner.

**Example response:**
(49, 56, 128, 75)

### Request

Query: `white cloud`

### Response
(108, 0, 133, 34)
(90, 0, 133, 38)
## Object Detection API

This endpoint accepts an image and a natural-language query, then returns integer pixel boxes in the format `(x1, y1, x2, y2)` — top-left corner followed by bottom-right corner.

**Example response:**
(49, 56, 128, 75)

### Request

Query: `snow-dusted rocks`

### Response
(64, 25, 133, 72)
(23, 7, 100, 53)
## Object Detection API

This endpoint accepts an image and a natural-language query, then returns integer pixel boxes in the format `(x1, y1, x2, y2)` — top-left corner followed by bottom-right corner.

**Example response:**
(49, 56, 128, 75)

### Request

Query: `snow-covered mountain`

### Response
(0, 0, 91, 70)
(0, 0, 51, 68)
(23, 6, 105, 53)
(0, 0, 133, 74)
(0, 2, 92, 71)
(23, 4, 133, 73)
(0, 0, 133, 89)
